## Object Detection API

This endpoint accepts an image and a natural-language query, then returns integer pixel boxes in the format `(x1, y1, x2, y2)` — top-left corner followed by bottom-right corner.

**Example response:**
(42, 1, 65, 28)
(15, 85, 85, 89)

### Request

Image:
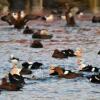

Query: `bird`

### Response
(49, 65, 82, 79)
(41, 14, 54, 22)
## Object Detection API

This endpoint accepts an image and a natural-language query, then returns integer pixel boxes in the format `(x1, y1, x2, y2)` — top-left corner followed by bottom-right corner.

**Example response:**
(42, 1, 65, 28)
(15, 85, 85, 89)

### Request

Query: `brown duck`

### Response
(0, 78, 21, 91)
(50, 66, 82, 79)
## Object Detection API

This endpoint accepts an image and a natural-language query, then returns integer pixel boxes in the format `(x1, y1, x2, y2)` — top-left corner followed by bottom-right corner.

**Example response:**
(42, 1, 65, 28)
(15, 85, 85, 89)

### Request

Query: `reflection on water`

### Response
(0, 18, 100, 100)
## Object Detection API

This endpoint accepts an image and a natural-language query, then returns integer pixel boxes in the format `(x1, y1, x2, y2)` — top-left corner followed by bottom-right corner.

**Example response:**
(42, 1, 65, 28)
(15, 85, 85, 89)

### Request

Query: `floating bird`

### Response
(92, 16, 100, 23)
(30, 40, 43, 48)
(32, 29, 53, 39)
(87, 74, 100, 84)
(49, 65, 82, 79)
(0, 77, 22, 91)
(41, 14, 54, 22)
(23, 26, 33, 34)
(22, 61, 43, 70)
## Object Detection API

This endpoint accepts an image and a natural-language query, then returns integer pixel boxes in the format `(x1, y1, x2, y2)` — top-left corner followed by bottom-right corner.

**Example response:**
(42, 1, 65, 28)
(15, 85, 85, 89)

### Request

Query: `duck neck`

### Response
(76, 56, 85, 70)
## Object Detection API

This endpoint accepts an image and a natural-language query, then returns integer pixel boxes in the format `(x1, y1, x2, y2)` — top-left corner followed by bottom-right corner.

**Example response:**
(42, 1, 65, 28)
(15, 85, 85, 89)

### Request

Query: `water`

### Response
(0, 18, 100, 100)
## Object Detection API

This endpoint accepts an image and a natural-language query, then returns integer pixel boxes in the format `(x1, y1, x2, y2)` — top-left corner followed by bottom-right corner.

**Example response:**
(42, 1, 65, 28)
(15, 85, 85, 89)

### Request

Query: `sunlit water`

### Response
(0, 17, 100, 100)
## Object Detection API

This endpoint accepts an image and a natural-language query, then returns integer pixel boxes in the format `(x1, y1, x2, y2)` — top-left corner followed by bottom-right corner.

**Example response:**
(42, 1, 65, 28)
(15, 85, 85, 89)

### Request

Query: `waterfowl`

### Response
(88, 74, 100, 84)
(52, 49, 75, 59)
(92, 16, 100, 23)
(23, 26, 33, 34)
(0, 78, 22, 91)
(79, 64, 100, 72)
(32, 29, 53, 39)
(1, 11, 39, 29)
(21, 62, 33, 74)
(22, 61, 43, 70)
(49, 66, 82, 79)
(30, 40, 43, 48)
(20, 67, 32, 75)
(9, 54, 20, 63)
(31, 62, 43, 69)
(65, 4, 82, 27)
(52, 49, 66, 59)
(50, 65, 65, 76)
(41, 14, 54, 22)
(61, 49, 76, 57)
(8, 73, 25, 87)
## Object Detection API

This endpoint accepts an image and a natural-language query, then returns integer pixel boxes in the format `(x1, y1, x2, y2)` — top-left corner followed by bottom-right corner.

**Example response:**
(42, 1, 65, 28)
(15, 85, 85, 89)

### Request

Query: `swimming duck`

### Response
(88, 74, 100, 84)
(61, 49, 76, 57)
(41, 14, 54, 22)
(31, 62, 43, 69)
(52, 49, 66, 59)
(49, 65, 82, 79)
(52, 49, 75, 59)
(79, 64, 100, 72)
(22, 61, 42, 70)
(32, 29, 53, 39)
(92, 16, 100, 23)
(23, 26, 33, 34)
(9, 55, 32, 75)
(0, 77, 22, 91)
(30, 40, 43, 48)
(8, 73, 25, 87)
(65, 4, 82, 27)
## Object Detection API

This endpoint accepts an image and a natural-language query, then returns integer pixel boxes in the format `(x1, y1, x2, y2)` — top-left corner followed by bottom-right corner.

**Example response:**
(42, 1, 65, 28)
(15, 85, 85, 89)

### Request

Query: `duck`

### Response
(49, 65, 82, 79)
(20, 65, 32, 75)
(61, 49, 76, 57)
(52, 49, 75, 59)
(92, 16, 100, 23)
(65, 4, 82, 27)
(9, 54, 20, 63)
(22, 61, 43, 70)
(79, 64, 100, 72)
(52, 49, 66, 59)
(41, 14, 54, 22)
(9, 54, 32, 75)
(32, 29, 53, 39)
(0, 77, 22, 91)
(8, 73, 25, 87)
(87, 74, 100, 84)
(1, 11, 40, 29)
(30, 62, 43, 69)
(23, 26, 33, 34)
(30, 40, 43, 48)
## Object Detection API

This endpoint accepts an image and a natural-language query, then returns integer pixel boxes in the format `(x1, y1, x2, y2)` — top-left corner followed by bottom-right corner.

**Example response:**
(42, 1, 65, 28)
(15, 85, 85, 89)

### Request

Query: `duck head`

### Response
(50, 65, 65, 76)
(9, 54, 19, 65)
(74, 48, 83, 57)
(22, 62, 32, 69)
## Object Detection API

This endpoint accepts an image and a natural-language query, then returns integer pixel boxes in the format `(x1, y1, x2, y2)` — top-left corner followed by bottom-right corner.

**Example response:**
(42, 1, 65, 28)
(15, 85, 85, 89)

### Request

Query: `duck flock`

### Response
(0, 7, 100, 97)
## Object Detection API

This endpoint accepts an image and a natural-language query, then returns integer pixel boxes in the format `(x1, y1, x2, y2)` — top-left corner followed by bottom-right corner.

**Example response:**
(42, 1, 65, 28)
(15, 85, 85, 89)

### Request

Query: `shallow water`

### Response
(0, 18, 100, 100)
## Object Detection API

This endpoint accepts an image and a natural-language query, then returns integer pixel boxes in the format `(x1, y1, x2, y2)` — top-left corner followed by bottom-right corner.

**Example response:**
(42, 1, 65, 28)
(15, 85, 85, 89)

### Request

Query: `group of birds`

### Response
(0, 54, 43, 91)
(0, 48, 100, 91)
(50, 48, 100, 84)
(23, 26, 53, 48)
(0, 5, 100, 91)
